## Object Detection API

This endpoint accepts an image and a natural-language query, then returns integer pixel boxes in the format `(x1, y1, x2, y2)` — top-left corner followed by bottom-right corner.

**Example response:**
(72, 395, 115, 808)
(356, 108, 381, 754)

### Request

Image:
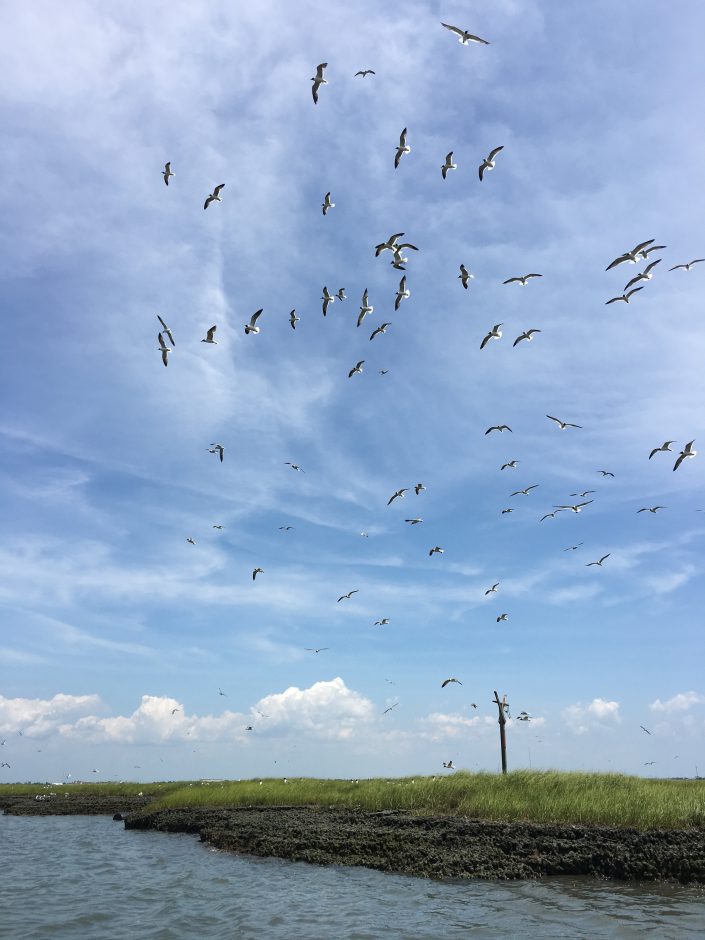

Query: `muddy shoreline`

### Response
(4, 794, 704, 883)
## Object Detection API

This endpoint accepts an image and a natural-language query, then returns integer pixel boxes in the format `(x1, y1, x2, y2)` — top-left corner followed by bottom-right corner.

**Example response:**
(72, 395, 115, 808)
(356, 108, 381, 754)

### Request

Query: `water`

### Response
(1, 814, 704, 940)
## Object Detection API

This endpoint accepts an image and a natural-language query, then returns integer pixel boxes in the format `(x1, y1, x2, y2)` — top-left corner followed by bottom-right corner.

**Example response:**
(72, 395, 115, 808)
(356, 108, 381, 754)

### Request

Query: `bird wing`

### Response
(512, 334, 525, 346)
(204, 195, 213, 210)
(441, 23, 464, 37)
(206, 325, 217, 341)
(626, 287, 644, 299)
(316, 63, 327, 78)
(480, 333, 492, 349)
(399, 128, 407, 147)
(214, 184, 225, 197)
(644, 259, 662, 274)
(525, 273, 542, 279)
(668, 264, 687, 271)
(158, 332, 167, 350)
(312, 84, 319, 104)
(503, 277, 520, 284)
(546, 415, 561, 425)
(250, 309, 263, 327)
(479, 163, 485, 181)
(623, 274, 643, 291)
(631, 239, 655, 255)
(606, 254, 629, 271)
(488, 146, 504, 161)
(599, 554, 610, 563)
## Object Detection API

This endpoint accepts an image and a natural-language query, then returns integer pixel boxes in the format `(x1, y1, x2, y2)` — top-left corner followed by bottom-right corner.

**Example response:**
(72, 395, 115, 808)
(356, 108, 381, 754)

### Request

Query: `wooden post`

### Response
(493, 690, 509, 774)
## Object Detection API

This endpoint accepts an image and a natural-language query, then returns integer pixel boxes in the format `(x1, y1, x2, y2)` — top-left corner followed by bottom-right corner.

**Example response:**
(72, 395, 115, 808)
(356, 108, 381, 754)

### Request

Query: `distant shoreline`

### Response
(3, 791, 704, 883)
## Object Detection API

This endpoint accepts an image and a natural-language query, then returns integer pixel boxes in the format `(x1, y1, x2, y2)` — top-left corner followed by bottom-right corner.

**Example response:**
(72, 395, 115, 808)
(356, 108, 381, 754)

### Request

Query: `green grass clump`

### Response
(150, 771, 705, 830)
(0, 781, 185, 800)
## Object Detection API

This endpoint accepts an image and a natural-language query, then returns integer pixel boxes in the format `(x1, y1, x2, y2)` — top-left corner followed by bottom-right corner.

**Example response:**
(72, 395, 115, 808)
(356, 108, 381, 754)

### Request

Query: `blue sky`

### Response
(1, 0, 704, 783)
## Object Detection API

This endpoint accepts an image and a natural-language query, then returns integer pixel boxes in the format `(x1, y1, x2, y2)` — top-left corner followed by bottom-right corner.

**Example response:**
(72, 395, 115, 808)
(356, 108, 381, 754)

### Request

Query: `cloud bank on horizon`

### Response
(0, 0, 703, 780)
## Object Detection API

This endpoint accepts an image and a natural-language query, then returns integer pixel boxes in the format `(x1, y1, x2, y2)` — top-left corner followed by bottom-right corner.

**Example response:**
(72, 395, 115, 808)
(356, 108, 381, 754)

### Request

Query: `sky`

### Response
(1, 0, 704, 783)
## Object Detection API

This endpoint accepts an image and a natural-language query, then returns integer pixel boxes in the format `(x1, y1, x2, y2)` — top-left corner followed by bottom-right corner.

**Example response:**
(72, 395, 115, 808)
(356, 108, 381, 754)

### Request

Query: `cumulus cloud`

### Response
(0, 692, 102, 737)
(562, 698, 620, 734)
(649, 691, 705, 714)
(419, 711, 493, 742)
(255, 677, 374, 740)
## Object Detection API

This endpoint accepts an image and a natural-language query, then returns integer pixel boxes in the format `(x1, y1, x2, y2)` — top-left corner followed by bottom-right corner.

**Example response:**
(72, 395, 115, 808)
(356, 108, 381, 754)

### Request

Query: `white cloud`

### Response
(419, 711, 493, 741)
(649, 691, 705, 714)
(255, 678, 374, 740)
(562, 698, 620, 735)
(0, 693, 102, 736)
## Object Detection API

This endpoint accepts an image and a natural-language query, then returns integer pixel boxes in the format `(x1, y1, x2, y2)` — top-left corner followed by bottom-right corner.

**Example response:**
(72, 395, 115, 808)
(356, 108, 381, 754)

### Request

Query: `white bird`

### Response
(336, 288, 346, 301)
(502, 508, 514, 515)
(441, 151, 457, 179)
(405, 518, 423, 524)
(429, 546, 444, 556)
(289, 309, 300, 330)
(501, 460, 519, 470)
(374, 618, 390, 626)
(485, 583, 499, 595)
(388, 489, 408, 505)
(375, 232, 405, 257)
(162, 162, 174, 186)
(443, 760, 455, 769)
(586, 554, 610, 567)
(322, 192, 335, 215)
(369, 322, 391, 341)
(348, 360, 365, 378)
(540, 512, 558, 522)
(395, 276, 410, 309)
(458, 264, 475, 289)
(252, 567, 263, 580)
(441, 22, 490, 45)
(157, 315, 175, 347)
(606, 240, 655, 270)
(673, 441, 696, 471)
(395, 128, 410, 168)
(486, 425, 512, 435)
(669, 259, 704, 272)
(285, 462, 305, 472)
(649, 440, 675, 460)
(569, 491, 595, 498)
(637, 244, 666, 260)
(186, 537, 195, 545)
(157, 332, 171, 367)
(624, 259, 661, 291)
(354, 69, 375, 77)
(513, 329, 542, 347)
(441, 677, 462, 687)
(415, 483, 425, 495)
(209, 443, 224, 462)
(480, 323, 503, 349)
(606, 287, 644, 305)
(311, 63, 328, 104)
(503, 274, 542, 286)
(391, 243, 419, 268)
(511, 485, 539, 497)
(201, 325, 218, 344)
(337, 590, 359, 602)
(479, 146, 503, 181)
(204, 184, 225, 210)
(554, 500, 593, 513)
(496, 613, 509, 622)
(279, 525, 294, 530)
(546, 415, 582, 429)
(213, 525, 223, 529)
(357, 288, 374, 327)
(322, 286, 335, 316)
(244, 309, 263, 335)
(638, 506, 666, 513)
(597, 470, 615, 477)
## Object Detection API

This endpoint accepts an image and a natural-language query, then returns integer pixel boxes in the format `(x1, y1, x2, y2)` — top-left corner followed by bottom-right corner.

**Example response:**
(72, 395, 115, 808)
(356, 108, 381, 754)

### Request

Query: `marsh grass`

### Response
(152, 771, 705, 829)
(0, 781, 184, 799)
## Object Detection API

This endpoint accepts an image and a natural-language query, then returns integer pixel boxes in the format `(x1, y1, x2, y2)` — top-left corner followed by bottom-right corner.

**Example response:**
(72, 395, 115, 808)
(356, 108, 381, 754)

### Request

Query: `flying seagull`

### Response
(395, 276, 410, 309)
(348, 360, 365, 378)
(555, 500, 593, 513)
(337, 590, 359, 602)
(540, 512, 558, 521)
(638, 506, 666, 513)
(186, 537, 195, 545)
(485, 583, 499, 595)
(501, 460, 519, 470)
(336, 288, 346, 301)
(162, 162, 174, 185)
(597, 470, 615, 477)
(605, 240, 655, 270)
(503, 274, 542, 286)
(405, 518, 423, 525)
(289, 309, 299, 330)
(157, 315, 175, 347)
(442, 760, 455, 769)
(322, 286, 334, 316)
(546, 415, 582, 430)
(383, 702, 399, 714)
(502, 508, 515, 514)
(479, 146, 503, 181)
(441, 151, 457, 179)
(212, 525, 223, 530)
(354, 69, 375, 77)
(279, 525, 294, 530)
(511, 485, 539, 497)
(209, 443, 224, 462)
(669, 259, 704, 272)
(357, 288, 374, 327)
(673, 440, 696, 471)
(204, 184, 225, 210)
(171, 709, 180, 716)
(640, 725, 652, 735)
(322, 192, 335, 215)
(459, 264, 474, 289)
(480, 323, 503, 349)
(157, 332, 171, 367)
(649, 441, 675, 460)
(486, 425, 512, 434)
(429, 546, 444, 556)
(569, 491, 595, 498)
(201, 325, 218, 344)
(311, 63, 328, 104)
(374, 618, 390, 626)
(375, 232, 405, 256)
(252, 567, 263, 581)
(624, 259, 661, 291)
(441, 22, 489, 44)
(563, 543, 583, 551)
(414, 483, 425, 494)
(218, 688, 227, 697)
(388, 489, 408, 505)
(606, 287, 644, 305)
(441, 678, 462, 687)
(395, 128, 410, 168)
(305, 647, 329, 653)
(586, 554, 610, 567)
(369, 322, 391, 341)
(637, 244, 666, 260)
(285, 462, 305, 472)
(513, 329, 542, 346)
(244, 309, 263, 335)
(496, 613, 509, 622)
